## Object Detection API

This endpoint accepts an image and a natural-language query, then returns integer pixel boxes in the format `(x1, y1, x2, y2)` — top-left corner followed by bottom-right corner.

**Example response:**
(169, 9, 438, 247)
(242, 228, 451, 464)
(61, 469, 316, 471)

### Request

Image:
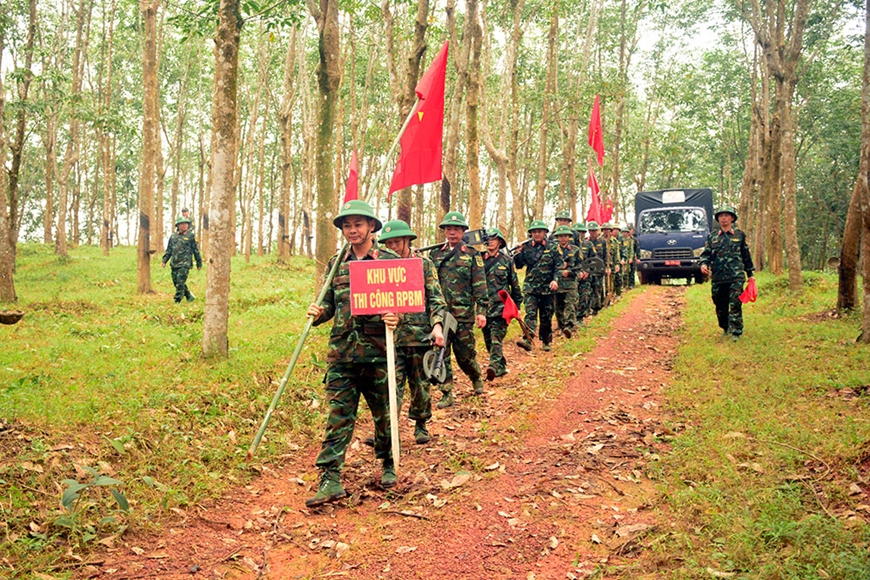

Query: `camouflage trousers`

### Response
(613, 269, 623, 296)
(397, 346, 432, 423)
(171, 267, 193, 302)
(628, 263, 637, 288)
(482, 316, 508, 376)
(315, 360, 404, 473)
(712, 279, 746, 336)
(589, 275, 605, 313)
(524, 293, 555, 345)
(441, 320, 482, 395)
(577, 279, 592, 320)
(555, 289, 578, 332)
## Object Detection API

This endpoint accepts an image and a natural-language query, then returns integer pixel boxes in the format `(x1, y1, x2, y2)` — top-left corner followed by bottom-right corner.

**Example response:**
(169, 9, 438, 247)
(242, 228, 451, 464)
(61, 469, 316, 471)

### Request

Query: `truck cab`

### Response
(635, 188, 713, 285)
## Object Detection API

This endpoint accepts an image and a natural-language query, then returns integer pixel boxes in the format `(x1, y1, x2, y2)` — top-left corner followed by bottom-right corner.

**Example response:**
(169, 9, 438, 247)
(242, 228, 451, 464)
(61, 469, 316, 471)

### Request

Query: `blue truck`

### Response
(634, 188, 714, 285)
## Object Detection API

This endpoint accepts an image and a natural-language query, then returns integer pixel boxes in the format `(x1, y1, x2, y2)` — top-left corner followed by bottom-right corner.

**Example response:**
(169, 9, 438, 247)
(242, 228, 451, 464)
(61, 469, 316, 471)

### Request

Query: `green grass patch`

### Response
(654, 271, 870, 579)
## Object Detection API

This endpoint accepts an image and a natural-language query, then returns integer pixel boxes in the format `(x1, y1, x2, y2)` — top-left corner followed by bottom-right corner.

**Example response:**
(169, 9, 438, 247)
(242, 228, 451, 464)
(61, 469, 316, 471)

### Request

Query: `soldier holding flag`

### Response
(482, 227, 522, 379)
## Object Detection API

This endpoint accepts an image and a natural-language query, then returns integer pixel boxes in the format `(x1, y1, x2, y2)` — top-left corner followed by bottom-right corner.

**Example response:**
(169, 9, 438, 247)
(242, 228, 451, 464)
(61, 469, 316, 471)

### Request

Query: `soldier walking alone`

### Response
(162, 217, 202, 303)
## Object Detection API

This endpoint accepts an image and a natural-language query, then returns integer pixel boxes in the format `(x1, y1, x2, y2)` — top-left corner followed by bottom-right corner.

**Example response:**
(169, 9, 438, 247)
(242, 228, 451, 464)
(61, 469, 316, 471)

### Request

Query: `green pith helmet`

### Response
(601, 222, 613, 230)
(486, 227, 507, 248)
(572, 222, 588, 232)
(439, 211, 469, 229)
(715, 206, 738, 221)
(175, 216, 192, 226)
(620, 224, 630, 232)
(527, 219, 549, 233)
(333, 199, 383, 231)
(553, 225, 573, 237)
(587, 221, 601, 231)
(555, 211, 573, 222)
(379, 219, 417, 242)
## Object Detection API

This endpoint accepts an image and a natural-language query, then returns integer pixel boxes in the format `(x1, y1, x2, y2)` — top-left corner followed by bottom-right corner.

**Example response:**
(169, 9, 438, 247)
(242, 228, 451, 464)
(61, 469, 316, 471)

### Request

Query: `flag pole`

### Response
(247, 98, 423, 461)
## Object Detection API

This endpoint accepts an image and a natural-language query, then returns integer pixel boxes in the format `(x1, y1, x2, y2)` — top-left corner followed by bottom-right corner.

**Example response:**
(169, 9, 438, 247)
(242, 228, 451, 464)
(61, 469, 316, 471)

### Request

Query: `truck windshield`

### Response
(639, 208, 706, 233)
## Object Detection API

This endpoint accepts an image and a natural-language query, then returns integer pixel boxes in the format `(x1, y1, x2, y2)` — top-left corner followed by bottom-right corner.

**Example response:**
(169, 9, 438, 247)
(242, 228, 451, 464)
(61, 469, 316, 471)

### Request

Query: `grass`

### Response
(650, 270, 870, 579)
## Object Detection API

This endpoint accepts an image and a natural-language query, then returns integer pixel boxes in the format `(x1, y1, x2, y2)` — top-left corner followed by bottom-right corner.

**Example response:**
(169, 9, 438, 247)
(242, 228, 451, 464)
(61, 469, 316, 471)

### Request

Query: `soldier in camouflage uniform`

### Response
(550, 211, 580, 246)
(586, 222, 608, 314)
(553, 225, 581, 337)
(604, 224, 623, 298)
(429, 211, 489, 406)
(378, 220, 446, 444)
(572, 222, 593, 321)
(628, 226, 640, 289)
(513, 220, 563, 352)
(304, 200, 404, 508)
(482, 227, 522, 379)
(699, 206, 755, 342)
(620, 226, 635, 290)
(161, 217, 202, 303)
(180, 207, 195, 236)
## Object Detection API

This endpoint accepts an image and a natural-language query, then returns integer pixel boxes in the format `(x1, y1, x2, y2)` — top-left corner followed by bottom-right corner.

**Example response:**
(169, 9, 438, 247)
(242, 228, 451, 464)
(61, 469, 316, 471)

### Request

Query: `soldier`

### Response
(628, 225, 640, 289)
(605, 224, 623, 298)
(513, 220, 563, 352)
(161, 217, 202, 303)
(378, 220, 446, 444)
(429, 211, 488, 406)
(620, 226, 635, 290)
(180, 207, 194, 235)
(553, 225, 581, 338)
(586, 222, 608, 314)
(304, 200, 403, 507)
(550, 211, 580, 246)
(699, 206, 755, 342)
(482, 227, 522, 380)
(572, 222, 594, 321)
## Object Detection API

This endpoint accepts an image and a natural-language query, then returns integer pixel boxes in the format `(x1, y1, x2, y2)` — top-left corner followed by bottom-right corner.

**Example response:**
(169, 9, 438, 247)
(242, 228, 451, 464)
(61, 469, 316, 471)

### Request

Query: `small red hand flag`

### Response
(588, 95, 605, 167)
(388, 41, 449, 198)
(498, 289, 520, 324)
(343, 150, 359, 203)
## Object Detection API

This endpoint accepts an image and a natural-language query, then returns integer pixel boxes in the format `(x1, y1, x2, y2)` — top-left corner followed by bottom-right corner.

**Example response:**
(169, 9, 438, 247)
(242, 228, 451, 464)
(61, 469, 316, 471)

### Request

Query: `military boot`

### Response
(436, 392, 454, 409)
(414, 421, 430, 444)
(381, 460, 397, 489)
(541, 343, 552, 352)
(305, 471, 346, 508)
(516, 338, 532, 352)
(472, 378, 484, 395)
(186, 292, 196, 302)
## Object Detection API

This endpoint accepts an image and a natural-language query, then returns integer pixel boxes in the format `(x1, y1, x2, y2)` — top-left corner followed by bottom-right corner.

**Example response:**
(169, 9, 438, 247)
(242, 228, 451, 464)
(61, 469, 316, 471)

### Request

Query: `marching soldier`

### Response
(586, 222, 607, 314)
(304, 200, 403, 508)
(572, 222, 594, 321)
(620, 226, 635, 290)
(513, 220, 563, 352)
(553, 225, 581, 338)
(628, 225, 640, 289)
(161, 216, 202, 303)
(180, 207, 195, 236)
(378, 220, 446, 444)
(699, 206, 755, 341)
(482, 227, 522, 379)
(604, 224, 623, 298)
(429, 211, 488, 406)
(550, 211, 580, 246)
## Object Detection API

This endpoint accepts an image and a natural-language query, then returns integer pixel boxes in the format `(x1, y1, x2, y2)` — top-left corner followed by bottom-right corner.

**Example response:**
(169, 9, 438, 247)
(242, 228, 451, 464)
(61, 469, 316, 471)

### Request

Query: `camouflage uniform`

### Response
(482, 243, 522, 377)
(608, 231, 623, 297)
(628, 231, 639, 288)
(311, 245, 405, 474)
(576, 238, 594, 320)
(430, 242, 488, 397)
(553, 228, 582, 334)
(162, 226, 202, 303)
(699, 214, 754, 337)
(587, 233, 608, 313)
(513, 235, 563, 346)
(395, 255, 446, 424)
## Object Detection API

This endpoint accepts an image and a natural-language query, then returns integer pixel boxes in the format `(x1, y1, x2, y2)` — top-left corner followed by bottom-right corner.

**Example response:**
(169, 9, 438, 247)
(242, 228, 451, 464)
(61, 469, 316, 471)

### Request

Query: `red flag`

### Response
(388, 41, 449, 198)
(588, 95, 605, 167)
(498, 290, 520, 324)
(601, 198, 614, 223)
(739, 277, 758, 303)
(343, 150, 359, 203)
(585, 165, 602, 223)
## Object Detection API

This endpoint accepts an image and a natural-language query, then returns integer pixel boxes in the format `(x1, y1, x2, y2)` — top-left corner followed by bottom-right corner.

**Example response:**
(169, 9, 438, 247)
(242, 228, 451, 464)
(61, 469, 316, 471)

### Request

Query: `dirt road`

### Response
(91, 285, 684, 580)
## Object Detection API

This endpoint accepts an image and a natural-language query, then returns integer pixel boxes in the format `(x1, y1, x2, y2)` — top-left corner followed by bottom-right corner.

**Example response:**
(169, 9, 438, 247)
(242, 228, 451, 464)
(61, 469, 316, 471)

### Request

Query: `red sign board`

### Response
(349, 258, 426, 315)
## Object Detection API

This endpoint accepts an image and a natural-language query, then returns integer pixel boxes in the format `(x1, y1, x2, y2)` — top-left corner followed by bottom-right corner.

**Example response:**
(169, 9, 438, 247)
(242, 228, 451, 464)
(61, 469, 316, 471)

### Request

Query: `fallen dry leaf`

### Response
(395, 546, 417, 554)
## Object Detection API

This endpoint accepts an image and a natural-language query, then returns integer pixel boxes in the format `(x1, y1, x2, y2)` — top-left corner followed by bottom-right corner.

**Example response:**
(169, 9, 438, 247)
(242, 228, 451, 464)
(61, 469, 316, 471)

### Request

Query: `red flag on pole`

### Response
(601, 198, 614, 223)
(588, 95, 605, 167)
(343, 150, 359, 203)
(585, 164, 602, 223)
(498, 289, 520, 324)
(388, 41, 449, 198)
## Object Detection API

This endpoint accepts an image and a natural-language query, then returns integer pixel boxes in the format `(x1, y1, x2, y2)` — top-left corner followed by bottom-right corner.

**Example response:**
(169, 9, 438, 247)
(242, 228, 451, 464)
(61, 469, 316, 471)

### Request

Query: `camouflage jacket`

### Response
(577, 240, 594, 283)
(483, 250, 522, 319)
(162, 231, 202, 269)
(312, 245, 404, 363)
(513, 239, 564, 295)
(395, 255, 447, 348)
(588, 237, 608, 268)
(430, 243, 489, 322)
(700, 228, 755, 283)
(556, 243, 582, 291)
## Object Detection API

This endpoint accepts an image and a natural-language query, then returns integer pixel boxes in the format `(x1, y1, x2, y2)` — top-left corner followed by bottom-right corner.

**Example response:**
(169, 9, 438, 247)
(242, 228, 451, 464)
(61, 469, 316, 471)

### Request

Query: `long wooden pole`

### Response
(247, 100, 420, 461)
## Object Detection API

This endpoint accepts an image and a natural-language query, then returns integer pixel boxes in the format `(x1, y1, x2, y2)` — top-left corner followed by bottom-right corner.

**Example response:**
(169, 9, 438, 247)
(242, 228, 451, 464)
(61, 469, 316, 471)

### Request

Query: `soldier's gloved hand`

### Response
(431, 323, 444, 347)
(307, 303, 324, 319)
(382, 312, 400, 331)
(476, 314, 487, 329)
(549, 281, 558, 291)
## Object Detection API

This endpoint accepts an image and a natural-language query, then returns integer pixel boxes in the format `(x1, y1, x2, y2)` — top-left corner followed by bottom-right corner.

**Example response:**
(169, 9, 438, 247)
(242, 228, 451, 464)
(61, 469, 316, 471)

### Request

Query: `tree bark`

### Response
(278, 29, 298, 263)
(465, 0, 482, 228)
(442, 0, 473, 221)
(100, 0, 118, 255)
(137, 0, 159, 293)
(202, 0, 242, 357)
(534, 11, 558, 219)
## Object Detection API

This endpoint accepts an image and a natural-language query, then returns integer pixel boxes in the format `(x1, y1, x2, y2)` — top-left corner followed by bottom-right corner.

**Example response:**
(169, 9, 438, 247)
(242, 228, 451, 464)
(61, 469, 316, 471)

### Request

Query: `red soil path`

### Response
(87, 285, 684, 580)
